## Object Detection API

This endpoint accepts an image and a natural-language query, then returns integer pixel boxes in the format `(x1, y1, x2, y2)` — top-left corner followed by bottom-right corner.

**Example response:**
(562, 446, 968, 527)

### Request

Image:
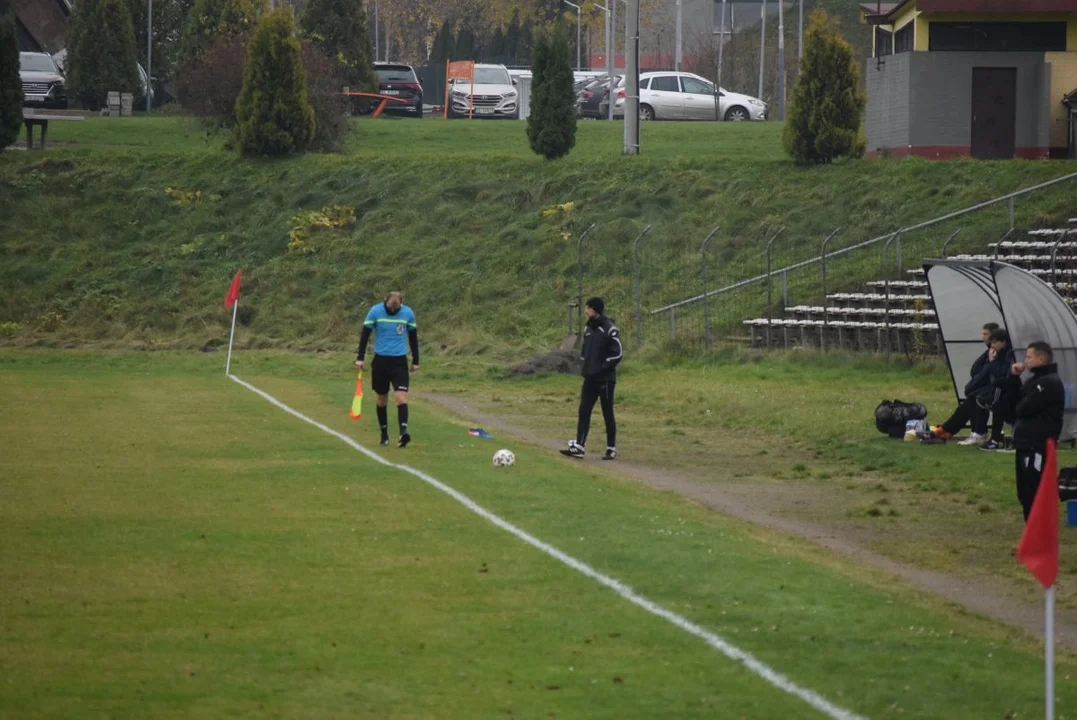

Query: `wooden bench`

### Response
(22, 112, 85, 150)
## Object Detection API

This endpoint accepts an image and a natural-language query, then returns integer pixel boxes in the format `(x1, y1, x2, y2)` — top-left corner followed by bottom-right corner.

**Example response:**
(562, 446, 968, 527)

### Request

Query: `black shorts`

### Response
(372, 354, 409, 394)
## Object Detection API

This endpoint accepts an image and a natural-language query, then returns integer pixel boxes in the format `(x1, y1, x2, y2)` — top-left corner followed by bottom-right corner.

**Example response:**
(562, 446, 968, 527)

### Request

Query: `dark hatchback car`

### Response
(576, 75, 621, 120)
(374, 62, 423, 118)
(19, 52, 67, 109)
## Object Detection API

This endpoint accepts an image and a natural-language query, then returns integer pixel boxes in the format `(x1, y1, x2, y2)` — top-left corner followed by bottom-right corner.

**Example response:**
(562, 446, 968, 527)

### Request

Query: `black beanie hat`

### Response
(586, 297, 605, 315)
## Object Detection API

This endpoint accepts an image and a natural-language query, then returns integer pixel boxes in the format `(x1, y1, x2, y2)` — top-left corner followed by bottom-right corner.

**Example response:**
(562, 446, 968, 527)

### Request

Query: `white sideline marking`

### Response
(228, 374, 866, 720)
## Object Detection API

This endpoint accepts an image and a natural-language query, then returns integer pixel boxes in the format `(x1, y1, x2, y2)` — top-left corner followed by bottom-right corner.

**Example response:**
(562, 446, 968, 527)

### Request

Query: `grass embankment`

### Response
(1, 117, 1075, 353)
(2, 350, 1075, 718)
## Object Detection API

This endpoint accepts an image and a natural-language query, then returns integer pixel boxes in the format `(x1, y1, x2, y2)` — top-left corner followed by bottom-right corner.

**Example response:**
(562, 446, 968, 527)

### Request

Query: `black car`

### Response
(576, 75, 620, 120)
(374, 63, 423, 118)
(19, 52, 67, 110)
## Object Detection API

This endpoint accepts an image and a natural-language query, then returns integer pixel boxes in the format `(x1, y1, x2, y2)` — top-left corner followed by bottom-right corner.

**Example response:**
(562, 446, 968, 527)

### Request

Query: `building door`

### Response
(971, 68, 1017, 160)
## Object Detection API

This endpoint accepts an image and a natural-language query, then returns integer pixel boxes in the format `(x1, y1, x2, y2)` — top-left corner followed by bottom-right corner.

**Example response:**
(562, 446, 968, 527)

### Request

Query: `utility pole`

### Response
(374, 0, 379, 63)
(611, 0, 617, 74)
(778, 0, 786, 121)
(624, 0, 639, 154)
(675, 0, 682, 71)
(717, 0, 727, 93)
(798, 0, 804, 60)
(758, 0, 765, 101)
(563, 1, 582, 71)
(605, 3, 612, 119)
(146, 0, 152, 113)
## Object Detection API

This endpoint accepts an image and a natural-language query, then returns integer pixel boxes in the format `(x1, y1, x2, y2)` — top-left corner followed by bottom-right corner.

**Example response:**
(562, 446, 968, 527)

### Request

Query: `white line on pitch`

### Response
(228, 373, 866, 720)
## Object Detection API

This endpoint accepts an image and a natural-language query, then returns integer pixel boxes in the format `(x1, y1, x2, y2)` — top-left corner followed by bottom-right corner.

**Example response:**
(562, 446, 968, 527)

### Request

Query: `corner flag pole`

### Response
(1046, 584, 1055, 720)
(225, 299, 238, 376)
(223, 271, 242, 376)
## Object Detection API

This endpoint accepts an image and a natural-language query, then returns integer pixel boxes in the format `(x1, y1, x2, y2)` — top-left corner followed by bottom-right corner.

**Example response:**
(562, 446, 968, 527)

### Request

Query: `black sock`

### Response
(377, 406, 388, 436)
(398, 404, 409, 436)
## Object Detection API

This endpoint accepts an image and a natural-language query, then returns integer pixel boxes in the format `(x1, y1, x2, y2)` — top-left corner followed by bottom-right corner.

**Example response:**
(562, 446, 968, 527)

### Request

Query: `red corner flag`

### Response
(224, 271, 242, 308)
(1017, 438, 1060, 589)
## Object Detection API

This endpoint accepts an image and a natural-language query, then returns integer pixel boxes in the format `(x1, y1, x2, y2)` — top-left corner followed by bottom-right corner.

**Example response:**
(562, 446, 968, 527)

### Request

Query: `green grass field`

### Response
(2, 350, 1076, 718)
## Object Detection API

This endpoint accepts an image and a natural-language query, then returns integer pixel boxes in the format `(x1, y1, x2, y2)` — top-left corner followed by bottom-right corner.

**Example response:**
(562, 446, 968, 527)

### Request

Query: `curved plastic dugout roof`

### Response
(923, 259, 1077, 442)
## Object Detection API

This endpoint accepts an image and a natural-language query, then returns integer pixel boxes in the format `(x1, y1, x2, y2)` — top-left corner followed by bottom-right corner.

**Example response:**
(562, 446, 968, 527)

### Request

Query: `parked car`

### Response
(374, 62, 423, 118)
(613, 71, 767, 122)
(52, 49, 158, 108)
(576, 74, 622, 120)
(448, 63, 518, 119)
(19, 52, 67, 109)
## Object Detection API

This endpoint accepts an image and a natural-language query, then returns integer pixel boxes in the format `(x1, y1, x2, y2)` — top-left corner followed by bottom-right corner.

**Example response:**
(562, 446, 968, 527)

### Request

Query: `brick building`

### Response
(860, 0, 1077, 159)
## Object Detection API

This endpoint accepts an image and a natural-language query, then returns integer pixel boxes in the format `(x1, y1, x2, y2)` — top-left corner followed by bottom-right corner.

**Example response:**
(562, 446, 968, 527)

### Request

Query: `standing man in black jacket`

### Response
(561, 297, 622, 461)
(1007, 341, 1065, 521)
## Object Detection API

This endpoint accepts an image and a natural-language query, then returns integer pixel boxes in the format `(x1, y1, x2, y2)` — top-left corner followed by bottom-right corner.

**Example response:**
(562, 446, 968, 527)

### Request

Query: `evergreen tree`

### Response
(299, 0, 375, 92)
(505, 11, 520, 64)
(518, 20, 533, 65)
(455, 26, 477, 61)
(783, 9, 865, 165)
(67, 0, 141, 110)
(126, 0, 195, 82)
(487, 27, 506, 64)
(527, 25, 576, 160)
(428, 21, 454, 105)
(235, 7, 315, 156)
(180, 0, 265, 64)
(0, 10, 20, 148)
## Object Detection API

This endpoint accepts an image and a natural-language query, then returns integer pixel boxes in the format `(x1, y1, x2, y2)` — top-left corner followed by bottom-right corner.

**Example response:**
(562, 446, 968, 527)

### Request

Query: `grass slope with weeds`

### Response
(1, 117, 1074, 353)
(2, 349, 1076, 719)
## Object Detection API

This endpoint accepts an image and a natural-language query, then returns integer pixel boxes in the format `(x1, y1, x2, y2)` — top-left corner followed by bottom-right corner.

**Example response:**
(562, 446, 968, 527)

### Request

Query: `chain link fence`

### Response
(564, 171, 1077, 357)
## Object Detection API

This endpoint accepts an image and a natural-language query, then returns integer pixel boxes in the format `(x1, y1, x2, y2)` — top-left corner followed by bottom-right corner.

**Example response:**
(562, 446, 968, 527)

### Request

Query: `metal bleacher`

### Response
(743, 220, 1077, 353)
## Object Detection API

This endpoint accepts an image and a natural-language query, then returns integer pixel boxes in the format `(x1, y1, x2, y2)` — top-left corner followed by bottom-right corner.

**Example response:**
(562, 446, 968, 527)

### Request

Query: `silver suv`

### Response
(448, 64, 519, 119)
(19, 52, 67, 109)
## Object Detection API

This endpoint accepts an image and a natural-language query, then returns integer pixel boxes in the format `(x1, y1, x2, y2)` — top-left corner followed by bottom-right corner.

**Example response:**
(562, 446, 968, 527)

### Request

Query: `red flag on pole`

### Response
(1017, 438, 1060, 589)
(224, 271, 242, 308)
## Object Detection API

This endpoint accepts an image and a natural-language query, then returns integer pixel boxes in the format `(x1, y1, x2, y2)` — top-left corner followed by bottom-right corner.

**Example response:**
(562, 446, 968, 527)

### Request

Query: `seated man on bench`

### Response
(921, 327, 1013, 446)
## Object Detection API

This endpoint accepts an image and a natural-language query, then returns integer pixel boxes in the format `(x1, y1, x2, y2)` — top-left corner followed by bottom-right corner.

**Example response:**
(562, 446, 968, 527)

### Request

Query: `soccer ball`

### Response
(492, 449, 515, 467)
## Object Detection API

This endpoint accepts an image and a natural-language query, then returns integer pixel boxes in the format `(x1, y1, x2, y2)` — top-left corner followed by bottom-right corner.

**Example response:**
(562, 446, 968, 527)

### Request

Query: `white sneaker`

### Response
(958, 433, 986, 447)
(559, 440, 585, 458)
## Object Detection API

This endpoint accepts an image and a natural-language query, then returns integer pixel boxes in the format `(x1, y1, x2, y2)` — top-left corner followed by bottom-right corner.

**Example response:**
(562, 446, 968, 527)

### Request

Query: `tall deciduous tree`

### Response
(300, 0, 375, 92)
(0, 10, 21, 148)
(126, 0, 195, 82)
(67, 0, 141, 110)
(180, 0, 265, 65)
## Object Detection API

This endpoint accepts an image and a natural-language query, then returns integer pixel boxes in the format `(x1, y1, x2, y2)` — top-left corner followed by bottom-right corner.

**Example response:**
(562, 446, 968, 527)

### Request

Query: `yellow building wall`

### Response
(915, 15, 929, 51)
(1047, 52, 1077, 149)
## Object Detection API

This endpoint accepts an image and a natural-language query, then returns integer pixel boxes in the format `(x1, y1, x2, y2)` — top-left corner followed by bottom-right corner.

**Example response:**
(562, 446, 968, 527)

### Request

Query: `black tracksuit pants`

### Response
(1015, 448, 1045, 521)
(576, 378, 616, 449)
(941, 391, 1006, 439)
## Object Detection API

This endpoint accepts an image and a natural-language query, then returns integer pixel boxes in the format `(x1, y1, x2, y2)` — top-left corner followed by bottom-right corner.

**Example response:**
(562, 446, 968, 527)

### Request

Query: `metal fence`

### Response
(564, 170, 1077, 355)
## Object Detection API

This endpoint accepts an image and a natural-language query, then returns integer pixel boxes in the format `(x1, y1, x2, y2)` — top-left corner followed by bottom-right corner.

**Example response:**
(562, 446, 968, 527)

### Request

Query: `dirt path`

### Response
(420, 391, 1077, 652)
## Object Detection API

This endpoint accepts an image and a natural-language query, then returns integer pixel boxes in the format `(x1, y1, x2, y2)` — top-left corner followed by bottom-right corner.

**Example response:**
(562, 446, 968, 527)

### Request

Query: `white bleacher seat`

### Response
(1029, 228, 1077, 237)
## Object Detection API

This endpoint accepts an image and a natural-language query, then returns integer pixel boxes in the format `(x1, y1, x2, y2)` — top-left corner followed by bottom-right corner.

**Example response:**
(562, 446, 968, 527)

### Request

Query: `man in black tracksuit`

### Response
(1007, 341, 1065, 521)
(561, 297, 622, 461)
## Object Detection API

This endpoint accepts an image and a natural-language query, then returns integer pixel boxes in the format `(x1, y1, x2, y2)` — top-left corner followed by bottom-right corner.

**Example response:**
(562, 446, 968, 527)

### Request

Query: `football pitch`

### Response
(2, 350, 1075, 718)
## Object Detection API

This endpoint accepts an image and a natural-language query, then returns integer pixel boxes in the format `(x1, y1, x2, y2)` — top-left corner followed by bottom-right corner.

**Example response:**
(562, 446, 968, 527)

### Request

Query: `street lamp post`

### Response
(563, 0, 582, 71)
(675, 0, 682, 71)
(146, 0, 152, 113)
